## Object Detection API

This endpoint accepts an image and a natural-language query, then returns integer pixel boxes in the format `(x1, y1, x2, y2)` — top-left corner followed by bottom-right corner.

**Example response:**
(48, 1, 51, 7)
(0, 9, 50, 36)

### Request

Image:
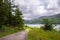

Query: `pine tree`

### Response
(0, 0, 24, 30)
(0, 0, 9, 30)
(0, 0, 6, 27)
(15, 7, 24, 29)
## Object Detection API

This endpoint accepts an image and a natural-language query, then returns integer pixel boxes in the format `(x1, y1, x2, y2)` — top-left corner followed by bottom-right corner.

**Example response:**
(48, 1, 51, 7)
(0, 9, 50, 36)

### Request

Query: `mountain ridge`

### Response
(24, 14, 60, 24)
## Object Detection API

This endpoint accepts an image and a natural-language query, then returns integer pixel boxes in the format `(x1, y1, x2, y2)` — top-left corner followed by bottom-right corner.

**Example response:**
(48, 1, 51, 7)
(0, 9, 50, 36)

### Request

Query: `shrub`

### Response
(43, 18, 54, 31)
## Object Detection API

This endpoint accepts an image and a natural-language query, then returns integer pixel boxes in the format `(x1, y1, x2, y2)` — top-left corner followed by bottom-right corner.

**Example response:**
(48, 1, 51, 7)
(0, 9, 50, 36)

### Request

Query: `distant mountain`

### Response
(24, 14, 60, 24)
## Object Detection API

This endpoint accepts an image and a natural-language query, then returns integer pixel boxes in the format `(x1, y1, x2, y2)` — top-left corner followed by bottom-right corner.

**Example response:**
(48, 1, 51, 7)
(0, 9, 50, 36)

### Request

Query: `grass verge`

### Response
(28, 28, 60, 40)
(0, 26, 24, 38)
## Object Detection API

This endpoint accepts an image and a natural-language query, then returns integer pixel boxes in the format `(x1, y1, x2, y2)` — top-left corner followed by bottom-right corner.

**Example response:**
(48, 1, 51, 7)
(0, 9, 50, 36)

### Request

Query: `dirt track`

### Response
(0, 30, 29, 40)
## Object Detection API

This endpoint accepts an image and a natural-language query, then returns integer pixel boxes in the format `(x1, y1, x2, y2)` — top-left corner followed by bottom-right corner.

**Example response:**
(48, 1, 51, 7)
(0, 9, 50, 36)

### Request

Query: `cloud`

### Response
(15, 0, 60, 20)
(33, 6, 48, 16)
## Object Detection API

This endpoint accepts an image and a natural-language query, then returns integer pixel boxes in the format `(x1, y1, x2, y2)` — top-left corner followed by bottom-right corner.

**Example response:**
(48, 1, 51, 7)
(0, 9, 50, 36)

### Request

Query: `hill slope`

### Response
(24, 14, 60, 24)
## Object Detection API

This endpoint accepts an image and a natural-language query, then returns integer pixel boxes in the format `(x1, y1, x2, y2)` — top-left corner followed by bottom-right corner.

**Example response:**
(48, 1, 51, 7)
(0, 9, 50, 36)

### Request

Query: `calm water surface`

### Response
(25, 24, 60, 30)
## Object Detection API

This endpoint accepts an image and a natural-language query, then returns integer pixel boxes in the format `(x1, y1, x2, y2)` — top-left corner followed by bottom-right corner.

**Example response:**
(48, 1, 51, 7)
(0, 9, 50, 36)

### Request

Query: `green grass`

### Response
(28, 28, 60, 40)
(0, 26, 24, 38)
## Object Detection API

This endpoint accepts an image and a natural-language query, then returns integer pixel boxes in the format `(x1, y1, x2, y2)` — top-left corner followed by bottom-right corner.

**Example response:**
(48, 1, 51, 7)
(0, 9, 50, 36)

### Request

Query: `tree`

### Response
(15, 7, 24, 29)
(43, 18, 54, 31)
(0, 0, 6, 28)
(0, 0, 24, 31)
(0, 0, 10, 30)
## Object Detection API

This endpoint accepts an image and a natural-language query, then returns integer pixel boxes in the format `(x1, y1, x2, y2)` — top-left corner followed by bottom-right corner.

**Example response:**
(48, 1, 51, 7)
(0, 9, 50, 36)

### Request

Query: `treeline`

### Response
(0, 0, 24, 30)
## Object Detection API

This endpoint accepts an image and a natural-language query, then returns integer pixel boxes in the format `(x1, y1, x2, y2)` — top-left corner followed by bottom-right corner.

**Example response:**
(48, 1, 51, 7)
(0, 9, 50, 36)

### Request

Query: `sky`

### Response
(14, 0, 60, 20)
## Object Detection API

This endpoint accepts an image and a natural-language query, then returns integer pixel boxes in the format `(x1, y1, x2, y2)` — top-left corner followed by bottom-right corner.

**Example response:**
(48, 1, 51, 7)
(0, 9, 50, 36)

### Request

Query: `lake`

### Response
(25, 24, 60, 31)
(25, 24, 44, 28)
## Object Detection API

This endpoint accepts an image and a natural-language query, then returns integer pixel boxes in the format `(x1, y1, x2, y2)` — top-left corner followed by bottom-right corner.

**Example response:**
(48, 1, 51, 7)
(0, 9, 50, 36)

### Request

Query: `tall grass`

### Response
(28, 28, 60, 40)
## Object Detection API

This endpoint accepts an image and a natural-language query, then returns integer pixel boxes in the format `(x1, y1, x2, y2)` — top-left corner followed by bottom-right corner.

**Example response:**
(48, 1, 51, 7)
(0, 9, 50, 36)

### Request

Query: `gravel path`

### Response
(0, 30, 29, 40)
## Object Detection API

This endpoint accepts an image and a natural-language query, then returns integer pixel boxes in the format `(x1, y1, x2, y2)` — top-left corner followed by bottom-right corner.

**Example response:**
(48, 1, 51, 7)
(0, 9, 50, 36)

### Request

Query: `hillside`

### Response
(24, 14, 60, 24)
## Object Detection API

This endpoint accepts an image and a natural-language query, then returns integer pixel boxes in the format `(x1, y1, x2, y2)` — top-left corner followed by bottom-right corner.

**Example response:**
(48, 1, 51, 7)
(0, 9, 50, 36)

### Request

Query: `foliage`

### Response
(0, 0, 24, 31)
(43, 18, 54, 31)
(15, 7, 24, 28)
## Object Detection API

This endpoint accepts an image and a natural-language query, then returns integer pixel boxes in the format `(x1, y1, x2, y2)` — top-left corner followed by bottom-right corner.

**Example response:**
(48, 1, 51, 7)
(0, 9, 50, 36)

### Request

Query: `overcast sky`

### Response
(14, 0, 60, 20)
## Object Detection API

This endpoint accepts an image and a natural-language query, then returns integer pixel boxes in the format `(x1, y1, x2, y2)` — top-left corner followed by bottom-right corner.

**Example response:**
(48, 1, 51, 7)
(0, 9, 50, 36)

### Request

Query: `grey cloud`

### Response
(58, 0, 60, 7)
(15, 0, 60, 20)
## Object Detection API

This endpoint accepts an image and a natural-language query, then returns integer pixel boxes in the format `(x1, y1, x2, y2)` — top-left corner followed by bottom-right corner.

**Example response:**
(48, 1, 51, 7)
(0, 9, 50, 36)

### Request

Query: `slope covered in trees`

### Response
(24, 14, 60, 24)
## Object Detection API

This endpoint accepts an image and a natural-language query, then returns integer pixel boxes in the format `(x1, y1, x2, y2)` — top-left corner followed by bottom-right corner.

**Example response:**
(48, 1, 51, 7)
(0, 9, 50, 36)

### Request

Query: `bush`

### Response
(43, 18, 54, 31)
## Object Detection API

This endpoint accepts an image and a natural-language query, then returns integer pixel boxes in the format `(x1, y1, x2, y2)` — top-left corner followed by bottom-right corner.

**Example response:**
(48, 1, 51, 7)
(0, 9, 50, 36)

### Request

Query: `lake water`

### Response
(25, 24, 44, 28)
(25, 24, 60, 31)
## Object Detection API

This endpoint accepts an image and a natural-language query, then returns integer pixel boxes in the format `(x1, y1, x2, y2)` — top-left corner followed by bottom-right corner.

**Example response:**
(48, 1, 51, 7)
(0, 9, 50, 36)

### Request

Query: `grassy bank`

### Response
(0, 26, 24, 38)
(28, 28, 60, 40)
